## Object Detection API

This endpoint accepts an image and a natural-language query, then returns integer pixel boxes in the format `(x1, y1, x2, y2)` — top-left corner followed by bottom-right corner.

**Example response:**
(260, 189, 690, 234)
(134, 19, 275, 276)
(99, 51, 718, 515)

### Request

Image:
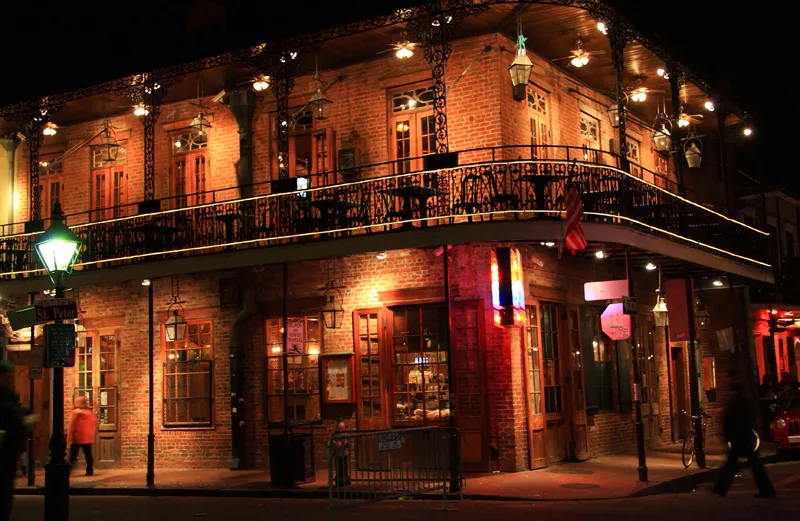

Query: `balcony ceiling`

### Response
(0, 2, 735, 136)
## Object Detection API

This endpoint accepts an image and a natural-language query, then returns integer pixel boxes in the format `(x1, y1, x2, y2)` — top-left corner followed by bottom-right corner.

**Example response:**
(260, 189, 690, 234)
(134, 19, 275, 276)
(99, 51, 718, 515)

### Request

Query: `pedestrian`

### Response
(1, 361, 26, 521)
(713, 381, 776, 498)
(68, 395, 96, 476)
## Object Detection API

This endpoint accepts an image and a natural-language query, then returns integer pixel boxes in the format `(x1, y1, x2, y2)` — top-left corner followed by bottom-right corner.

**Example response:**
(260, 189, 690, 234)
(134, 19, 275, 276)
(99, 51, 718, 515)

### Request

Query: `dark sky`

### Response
(2, 1, 788, 187)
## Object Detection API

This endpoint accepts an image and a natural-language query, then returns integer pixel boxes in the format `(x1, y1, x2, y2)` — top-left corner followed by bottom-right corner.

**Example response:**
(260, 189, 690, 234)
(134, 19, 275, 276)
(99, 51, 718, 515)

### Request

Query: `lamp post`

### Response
(35, 202, 82, 521)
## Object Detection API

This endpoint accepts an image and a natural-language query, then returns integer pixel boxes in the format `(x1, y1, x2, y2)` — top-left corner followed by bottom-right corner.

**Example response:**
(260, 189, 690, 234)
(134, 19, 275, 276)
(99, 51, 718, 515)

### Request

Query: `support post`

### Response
(608, 23, 629, 175)
(716, 102, 731, 216)
(25, 115, 45, 222)
(147, 280, 155, 487)
(428, 11, 451, 154)
(1, 135, 19, 226)
(442, 244, 459, 492)
(227, 90, 257, 198)
(668, 62, 686, 197)
(684, 274, 706, 468)
(625, 247, 648, 482)
(141, 78, 162, 203)
(27, 292, 36, 486)
(282, 262, 290, 437)
(664, 322, 675, 443)
(44, 285, 69, 521)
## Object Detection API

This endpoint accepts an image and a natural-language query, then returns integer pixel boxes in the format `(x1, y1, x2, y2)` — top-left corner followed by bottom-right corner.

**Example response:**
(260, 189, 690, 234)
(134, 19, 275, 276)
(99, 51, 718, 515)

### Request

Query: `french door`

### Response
(391, 110, 436, 174)
(93, 169, 128, 220)
(354, 309, 387, 430)
(172, 151, 208, 208)
(74, 329, 120, 467)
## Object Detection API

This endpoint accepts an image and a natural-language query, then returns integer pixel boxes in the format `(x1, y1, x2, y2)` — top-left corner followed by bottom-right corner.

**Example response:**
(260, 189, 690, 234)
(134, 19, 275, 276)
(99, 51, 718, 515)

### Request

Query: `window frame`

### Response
(73, 328, 120, 432)
(162, 320, 214, 429)
(39, 158, 64, 220)
(264, 314, 323, 427)
(387, 84, 436, 174)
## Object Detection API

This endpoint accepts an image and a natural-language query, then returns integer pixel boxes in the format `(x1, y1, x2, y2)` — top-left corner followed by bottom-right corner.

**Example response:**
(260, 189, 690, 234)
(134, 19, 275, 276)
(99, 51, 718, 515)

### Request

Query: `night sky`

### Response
(2, 1, 787, 188)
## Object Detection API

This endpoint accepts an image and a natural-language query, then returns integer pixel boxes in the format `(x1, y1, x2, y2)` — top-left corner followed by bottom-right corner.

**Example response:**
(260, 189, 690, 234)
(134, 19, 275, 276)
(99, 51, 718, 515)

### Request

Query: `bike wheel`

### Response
(682, 432, 695, 468)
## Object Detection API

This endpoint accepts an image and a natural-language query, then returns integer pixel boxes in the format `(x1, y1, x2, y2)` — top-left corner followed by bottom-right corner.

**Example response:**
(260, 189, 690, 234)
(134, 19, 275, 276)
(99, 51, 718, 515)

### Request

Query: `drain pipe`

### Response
(229, 281, 256, 470)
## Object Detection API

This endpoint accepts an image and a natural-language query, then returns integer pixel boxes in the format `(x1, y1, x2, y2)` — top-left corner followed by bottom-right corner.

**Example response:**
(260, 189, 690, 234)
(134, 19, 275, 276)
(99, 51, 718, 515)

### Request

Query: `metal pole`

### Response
(684, 274, 706, 468)
(716, 102, 730, 216)
(625, 247, 648, 482)
(442, 244, 459, 492)
(44, 285, 69, 521)
(282, 262, 289, 437)
(664, 323, 675, 443)
(609, 23, 630, 175)
(27, 292, 36, 486)
(668, 62, 686, 197)
(146, 281, 155, 487)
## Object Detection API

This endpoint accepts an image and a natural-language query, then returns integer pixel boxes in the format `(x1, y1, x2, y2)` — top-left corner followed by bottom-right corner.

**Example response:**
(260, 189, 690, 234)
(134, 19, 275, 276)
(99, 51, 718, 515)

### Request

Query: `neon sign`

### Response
(490, 247, 526, 327)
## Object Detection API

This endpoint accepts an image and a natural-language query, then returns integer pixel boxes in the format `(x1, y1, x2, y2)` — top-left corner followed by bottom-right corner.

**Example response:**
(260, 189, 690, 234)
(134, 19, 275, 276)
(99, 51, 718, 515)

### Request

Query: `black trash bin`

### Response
(269, 433, 315, 487)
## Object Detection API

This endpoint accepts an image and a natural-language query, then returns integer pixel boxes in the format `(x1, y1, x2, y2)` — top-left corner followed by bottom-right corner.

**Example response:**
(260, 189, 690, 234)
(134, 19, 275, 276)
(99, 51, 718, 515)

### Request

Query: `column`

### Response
(668, 62, 686, 197)
(227, 89, 257, 198)
(25, 115, 45, 222)
(1, 134, 19, 225)
(716, 102, 731, 215)
(608, 22, 630, 174)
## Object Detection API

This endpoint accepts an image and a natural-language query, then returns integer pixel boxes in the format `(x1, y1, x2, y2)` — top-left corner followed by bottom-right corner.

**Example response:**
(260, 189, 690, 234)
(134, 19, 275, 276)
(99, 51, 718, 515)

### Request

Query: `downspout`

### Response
(229, 282, 256, 470)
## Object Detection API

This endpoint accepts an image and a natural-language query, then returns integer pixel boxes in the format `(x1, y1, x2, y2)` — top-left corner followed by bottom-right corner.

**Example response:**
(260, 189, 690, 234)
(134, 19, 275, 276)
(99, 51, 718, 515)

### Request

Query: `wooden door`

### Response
(637, 319, 660, 445)
(451, 300, 489, 472)
(524, 304, 547, 469)
(9, 348, 51, 467)
(354, 309, 388, 430)
(390, 111, 436, 174)
(75, 330, 120, 467)
(566, 307, 589, 460)
(541, 302, 567, 463)
(93, 169, 128, 220)
(172, 151, 208, 208)
(671, 346, 689, 438)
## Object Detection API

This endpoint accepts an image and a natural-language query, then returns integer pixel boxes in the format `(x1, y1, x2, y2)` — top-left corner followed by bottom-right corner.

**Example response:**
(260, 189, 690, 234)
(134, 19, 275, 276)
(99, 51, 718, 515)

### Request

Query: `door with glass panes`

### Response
(389, 86, 436, 174)
(354, 309, 387, 430)
(636, 318, 660, 444)
(74, 329, 120, 467)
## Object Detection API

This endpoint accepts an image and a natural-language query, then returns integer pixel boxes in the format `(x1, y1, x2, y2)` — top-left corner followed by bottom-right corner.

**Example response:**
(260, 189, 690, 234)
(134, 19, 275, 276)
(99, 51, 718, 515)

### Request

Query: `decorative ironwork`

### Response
(668, 61, 687, 195)
(0, 145, 770, 282)
(608, 21, 630, 176)
(25, 116, 45, 222)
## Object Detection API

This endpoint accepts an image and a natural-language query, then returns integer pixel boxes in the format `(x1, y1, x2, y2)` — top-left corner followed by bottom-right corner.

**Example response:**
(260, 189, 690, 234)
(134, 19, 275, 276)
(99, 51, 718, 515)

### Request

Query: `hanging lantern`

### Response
(98, 126, 121, 163)
(652, 295, 668, 327)
(684, 136, 703, 168)
(190, 113, 212, 143)
(164, 277, 187, 341)
(694, 298, 711, 332)
(607, 103, 625, 128)
(509, 29, 533, 101)
(321, 267, 344, 329)
(652, 123, 672, 153)
(309, 88, 333, 120)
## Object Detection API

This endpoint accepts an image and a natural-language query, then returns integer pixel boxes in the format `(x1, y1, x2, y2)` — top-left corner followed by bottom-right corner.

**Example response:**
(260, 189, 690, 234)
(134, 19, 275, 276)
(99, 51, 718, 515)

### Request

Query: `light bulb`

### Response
(657, 68, 665, 77)
(376, 251, 387, 260)
(142, 279, 151, 286)
(133, 104, 149, 117)
(743, 127, 753, 136)
(571, 57, 583, 68)
(396, 44, 414, 59)
(645, 262, 657, 271)
(597, 22, 607, 35)
(581, 56, 589, 66)
(174, 139, 182, 148)
(42, 122, 58, 136)
(541, 242, 555, 247)
(407, 99, 417, 108)
(595, 250, 606, 259)
(704, 101, 715, 111)
(712, 279, 723, 287)
(678, 118, 689, 128)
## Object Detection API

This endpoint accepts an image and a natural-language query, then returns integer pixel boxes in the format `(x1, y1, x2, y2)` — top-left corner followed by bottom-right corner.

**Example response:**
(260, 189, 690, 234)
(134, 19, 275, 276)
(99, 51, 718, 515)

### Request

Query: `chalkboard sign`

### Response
(45, 323, 76, 369)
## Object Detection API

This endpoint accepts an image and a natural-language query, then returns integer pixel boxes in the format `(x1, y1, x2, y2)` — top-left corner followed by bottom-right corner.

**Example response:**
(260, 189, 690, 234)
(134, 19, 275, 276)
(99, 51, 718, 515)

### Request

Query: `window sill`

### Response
(161, 426, 216, 432)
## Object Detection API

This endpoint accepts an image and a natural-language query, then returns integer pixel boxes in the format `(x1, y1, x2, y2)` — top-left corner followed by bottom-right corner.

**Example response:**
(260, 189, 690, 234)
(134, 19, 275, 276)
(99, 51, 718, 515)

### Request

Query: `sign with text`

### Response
(29, 343, 45, 380)
(286, 319, 305, 356)
(44, 323, 76, 369)
(584, 280, 629, 302)
(377, 431, 406, 451)
(35, 299, 77, 322)
(601, 303, 631, 341)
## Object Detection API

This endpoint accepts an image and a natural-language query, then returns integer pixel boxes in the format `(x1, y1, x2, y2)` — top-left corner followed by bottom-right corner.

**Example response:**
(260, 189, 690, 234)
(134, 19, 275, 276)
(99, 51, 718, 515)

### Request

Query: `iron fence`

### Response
(0, 147, 770, 279)
(327, 426, 462, 514)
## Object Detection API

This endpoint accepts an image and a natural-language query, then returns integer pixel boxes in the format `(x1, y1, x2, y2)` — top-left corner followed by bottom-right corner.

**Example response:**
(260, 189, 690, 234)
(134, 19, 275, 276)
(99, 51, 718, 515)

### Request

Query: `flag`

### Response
(564, 183, 587, 255)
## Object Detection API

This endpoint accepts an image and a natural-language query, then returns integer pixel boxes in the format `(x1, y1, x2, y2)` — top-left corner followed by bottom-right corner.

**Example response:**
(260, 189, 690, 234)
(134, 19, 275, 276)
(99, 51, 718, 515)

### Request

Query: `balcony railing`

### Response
(0, 146, 770, 280)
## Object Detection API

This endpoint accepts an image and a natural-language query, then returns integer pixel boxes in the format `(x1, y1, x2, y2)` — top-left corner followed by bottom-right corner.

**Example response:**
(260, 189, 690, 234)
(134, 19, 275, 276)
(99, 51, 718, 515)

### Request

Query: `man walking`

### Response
(714, 381, 776, 498)
(68, 395, 97, 476)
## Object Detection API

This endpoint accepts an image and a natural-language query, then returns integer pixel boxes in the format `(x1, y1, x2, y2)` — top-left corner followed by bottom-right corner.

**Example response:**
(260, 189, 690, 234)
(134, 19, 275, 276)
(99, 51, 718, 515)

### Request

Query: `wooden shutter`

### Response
(579, 305, 599, 417)
(616, 340, 633, 413)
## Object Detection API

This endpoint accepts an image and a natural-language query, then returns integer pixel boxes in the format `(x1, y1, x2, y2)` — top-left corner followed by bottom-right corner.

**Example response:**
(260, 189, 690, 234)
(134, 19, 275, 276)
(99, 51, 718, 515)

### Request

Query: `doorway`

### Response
(671, 346, 689, 438)
(637, 319, 660, 445)
(7, 347, 51, 467)
(74, 329, 121, 468)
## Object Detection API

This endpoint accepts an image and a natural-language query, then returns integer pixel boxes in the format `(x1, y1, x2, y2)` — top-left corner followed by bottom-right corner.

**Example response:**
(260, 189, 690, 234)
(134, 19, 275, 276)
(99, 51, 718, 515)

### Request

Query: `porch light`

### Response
(189, 113, 212, 141)
(253, 75, 270, 91)
(571, 52, 590, 68)
(657, 68, 665, 77)
(133, 104, 149, 117)
(308, 88, 333, 120)
(142, 279, 151, 286)
(607, 104, 625, 128)
(645, 262, 657, 271)
(595, 250, 606, 259)
(43, 122, 58, 136)
(630, 87, 647, 103)
(396, 42, 414, 59)
(541, 242, 555, 247)
(743, 127, 753, 136)
(704, 101, 715, 112)
(376, 251, 387, 260)
(322, 267, 344, 329)
(684, 137, 703, 168)
(98, 127, 121, 163)
(694, 299, 710, 332)
(652, 124, 672, 153)
(712, 279, 723, 287)
(509, 32, 533, 101)
(35, 203, 81, 290)
(164, 308, 187, 342)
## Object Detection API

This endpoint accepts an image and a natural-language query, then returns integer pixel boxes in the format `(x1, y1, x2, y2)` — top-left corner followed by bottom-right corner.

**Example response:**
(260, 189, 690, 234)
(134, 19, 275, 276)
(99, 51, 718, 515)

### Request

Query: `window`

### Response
(528, 87, 550, 159)
(391, 305, 450, 422)
(74, 331, 119, 429)
(590, 311, 613, 411)
(265, 315, 321, 425)
(626, 136, 642, 178)
(163, 322, 213, 427)
(39, 160, 63, 220)
(526, 306, 542, 415)
(390, 86, 436, 174)
(540, 303, 562, 414)
(703, 357, 717, 403)
(356, 311, 383, 422)
(270, 113, 335, 185)
(171, 132, 208, 208)
(91, 142, 128, 220)
(568, 309, 585, 412)
(580, 112, 600, 162)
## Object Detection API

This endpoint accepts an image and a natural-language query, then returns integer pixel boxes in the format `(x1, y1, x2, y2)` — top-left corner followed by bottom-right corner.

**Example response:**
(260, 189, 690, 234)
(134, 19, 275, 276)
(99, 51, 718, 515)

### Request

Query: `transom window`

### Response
(172, 132, 208, 154)
(527, 89, 548, 116)
(392, 86, 434, 113)
(163, 321, 213, 427)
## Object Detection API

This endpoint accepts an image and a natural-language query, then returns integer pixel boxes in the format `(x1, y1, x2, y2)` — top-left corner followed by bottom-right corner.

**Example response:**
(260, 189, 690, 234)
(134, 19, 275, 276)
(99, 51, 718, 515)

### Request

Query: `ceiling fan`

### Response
(378, 32, 421, 59)
(553, 39, 606, 68)
(677, 107, 704, 128)
(625, 78, 664, 103)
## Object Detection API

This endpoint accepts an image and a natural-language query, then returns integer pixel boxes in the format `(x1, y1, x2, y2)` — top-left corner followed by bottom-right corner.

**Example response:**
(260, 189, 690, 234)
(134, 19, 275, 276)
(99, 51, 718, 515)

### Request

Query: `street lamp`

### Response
(34, 201, 81, 521)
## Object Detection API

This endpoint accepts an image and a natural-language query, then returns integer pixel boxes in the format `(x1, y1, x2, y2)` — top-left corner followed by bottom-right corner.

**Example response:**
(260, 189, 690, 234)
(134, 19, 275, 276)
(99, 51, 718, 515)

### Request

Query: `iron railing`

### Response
(0, 146, 770, 279)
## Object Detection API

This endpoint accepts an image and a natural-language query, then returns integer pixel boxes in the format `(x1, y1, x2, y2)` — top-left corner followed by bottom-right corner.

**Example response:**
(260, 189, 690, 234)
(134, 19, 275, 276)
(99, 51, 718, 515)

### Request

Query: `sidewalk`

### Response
(14, 442, 776, 501)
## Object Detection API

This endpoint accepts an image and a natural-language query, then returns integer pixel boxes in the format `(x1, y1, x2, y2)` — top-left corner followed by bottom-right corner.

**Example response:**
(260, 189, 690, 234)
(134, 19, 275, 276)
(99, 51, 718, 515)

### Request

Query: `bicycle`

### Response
(681, 409, 760, 468)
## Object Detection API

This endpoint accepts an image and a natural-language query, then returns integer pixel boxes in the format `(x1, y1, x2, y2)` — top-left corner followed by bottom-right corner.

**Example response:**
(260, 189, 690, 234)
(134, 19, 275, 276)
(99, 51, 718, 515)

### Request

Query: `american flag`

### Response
(564, 183, 587, 255)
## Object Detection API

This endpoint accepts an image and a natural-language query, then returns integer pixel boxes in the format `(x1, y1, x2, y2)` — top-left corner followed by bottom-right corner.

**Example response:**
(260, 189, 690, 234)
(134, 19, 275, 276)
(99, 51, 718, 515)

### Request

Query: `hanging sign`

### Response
(584, 280, 629, 302)
(44, 323, 76, 369)
(491, 247, 526, 327)
(601, 303, 631, 341)
(622, 297, 637, 315)
(286, 319, 305, 356)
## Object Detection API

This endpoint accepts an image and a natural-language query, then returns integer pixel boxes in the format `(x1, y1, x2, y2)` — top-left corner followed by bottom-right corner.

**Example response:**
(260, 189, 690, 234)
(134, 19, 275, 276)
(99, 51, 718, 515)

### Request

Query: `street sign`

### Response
(601, 303, 631, 341)
(583, 280, 629, 302)
(29, 343, 45, 380)
(6, 306, 36, 331)
(35, 299, 77, 322)
(622, 296, 637, 315)
(44, 323, 76, 369)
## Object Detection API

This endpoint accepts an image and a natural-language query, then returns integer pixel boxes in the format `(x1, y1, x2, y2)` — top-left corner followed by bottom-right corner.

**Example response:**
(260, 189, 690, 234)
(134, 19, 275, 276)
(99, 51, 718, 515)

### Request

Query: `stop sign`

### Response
(601, 303, 632, 341)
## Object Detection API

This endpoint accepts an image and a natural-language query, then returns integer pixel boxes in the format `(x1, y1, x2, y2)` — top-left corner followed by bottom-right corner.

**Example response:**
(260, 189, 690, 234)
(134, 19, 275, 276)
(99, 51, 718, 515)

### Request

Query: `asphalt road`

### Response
(9, 462, 800, 521)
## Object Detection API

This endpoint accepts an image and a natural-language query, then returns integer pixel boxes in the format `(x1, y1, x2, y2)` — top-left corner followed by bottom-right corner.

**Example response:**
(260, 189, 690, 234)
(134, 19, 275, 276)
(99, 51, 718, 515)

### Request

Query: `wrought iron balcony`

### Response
(0, 146, 770, 280)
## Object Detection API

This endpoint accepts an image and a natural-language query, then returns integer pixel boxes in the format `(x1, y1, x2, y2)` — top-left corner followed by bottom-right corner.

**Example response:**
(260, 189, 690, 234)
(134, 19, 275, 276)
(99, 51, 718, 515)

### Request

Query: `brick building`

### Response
(0, 2, 770, 477)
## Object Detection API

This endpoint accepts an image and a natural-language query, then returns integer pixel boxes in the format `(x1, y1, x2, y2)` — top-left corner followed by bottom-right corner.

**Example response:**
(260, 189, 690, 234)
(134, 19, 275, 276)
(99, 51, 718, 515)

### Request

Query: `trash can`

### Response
(269, 433, 315, 487)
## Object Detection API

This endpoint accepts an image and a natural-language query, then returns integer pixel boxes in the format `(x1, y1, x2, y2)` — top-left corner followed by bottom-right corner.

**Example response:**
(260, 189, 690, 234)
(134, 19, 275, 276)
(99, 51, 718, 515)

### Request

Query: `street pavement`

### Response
(9, 461, 800, 521)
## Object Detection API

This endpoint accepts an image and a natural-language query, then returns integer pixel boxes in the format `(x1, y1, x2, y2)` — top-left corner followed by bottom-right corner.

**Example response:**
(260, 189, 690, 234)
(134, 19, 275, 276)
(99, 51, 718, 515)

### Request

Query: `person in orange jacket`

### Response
(68, 395, 97, 476)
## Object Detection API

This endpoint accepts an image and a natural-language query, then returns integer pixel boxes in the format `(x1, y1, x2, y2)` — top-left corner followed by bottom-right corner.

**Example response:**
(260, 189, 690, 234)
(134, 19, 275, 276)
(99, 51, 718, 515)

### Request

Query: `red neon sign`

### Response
(491, 247, 526, 327)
